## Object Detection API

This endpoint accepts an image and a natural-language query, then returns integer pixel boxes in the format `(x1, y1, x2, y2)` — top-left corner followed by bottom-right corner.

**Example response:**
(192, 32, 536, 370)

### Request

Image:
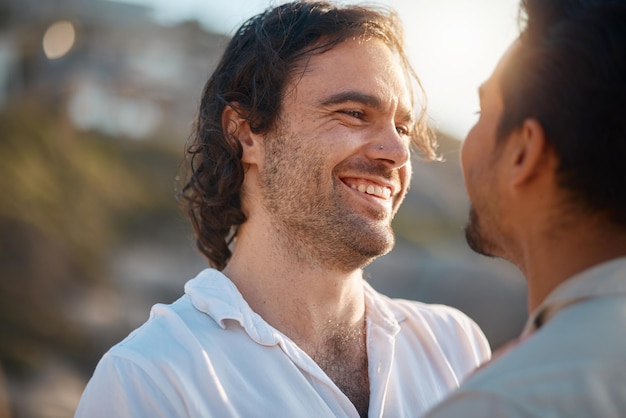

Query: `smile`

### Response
(342, 178, 393, 200)
(350, 183, 391, 199)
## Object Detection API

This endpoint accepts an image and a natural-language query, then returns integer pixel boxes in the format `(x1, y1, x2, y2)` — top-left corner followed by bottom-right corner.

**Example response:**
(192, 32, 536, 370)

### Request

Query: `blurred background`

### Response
(0, 0, 526, 416)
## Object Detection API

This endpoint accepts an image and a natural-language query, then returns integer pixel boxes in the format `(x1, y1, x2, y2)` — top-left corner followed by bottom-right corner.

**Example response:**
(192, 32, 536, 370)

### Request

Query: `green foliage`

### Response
(0, 99, 183, 374)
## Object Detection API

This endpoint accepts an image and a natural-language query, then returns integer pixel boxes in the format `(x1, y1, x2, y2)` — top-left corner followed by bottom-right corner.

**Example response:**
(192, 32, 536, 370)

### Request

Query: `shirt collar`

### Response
(523, 256, 626, 336)
(184, 268, 403, 345)
(363, 280, 403, 336)
(184, 269, 277, 345)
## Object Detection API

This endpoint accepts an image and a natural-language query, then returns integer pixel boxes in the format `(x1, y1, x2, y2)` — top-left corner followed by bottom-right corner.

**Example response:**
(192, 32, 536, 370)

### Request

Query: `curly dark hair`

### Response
(179, 0, 435, 270)
(497, 0, 626, 226)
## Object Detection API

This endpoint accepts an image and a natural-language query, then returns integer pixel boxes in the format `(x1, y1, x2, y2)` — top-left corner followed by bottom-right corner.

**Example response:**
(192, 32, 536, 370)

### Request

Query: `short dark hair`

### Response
(496, 0, 626, 226)
(179, 1, 433, 270)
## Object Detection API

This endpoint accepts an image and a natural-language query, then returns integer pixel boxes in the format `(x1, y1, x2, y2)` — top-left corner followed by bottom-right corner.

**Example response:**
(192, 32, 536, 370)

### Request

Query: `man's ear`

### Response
(508, 118, 554, 188)
(221, 103, 263, 165)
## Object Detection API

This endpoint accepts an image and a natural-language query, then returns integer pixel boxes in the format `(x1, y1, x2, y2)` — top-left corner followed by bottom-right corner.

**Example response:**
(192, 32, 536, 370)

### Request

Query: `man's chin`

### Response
(464, 209, 497, 258)
(465, 226, 496, 258)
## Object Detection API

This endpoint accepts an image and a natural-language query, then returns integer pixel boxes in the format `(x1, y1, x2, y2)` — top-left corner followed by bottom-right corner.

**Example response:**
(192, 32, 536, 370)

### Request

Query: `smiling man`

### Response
(75, 2, 490, 417)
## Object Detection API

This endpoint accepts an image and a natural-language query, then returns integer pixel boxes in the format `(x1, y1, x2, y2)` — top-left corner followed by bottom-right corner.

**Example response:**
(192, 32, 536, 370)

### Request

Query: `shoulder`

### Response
(423, 389, 532, 418)
(76, 330, 189, 418)
(111, 296, 207, 357)
(427, 309, 626, 418)
(369, 290, 491, 372)
(83, 293, 225, 387)
(380, 294, 489, 350)
(76, 296, 232, 417)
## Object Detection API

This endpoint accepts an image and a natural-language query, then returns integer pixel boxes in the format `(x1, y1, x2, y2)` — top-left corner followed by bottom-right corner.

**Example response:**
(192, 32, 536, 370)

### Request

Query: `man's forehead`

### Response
(480, 39, 521, 98)
(288, 38, 411, 101)
(493, 40, 521, 84)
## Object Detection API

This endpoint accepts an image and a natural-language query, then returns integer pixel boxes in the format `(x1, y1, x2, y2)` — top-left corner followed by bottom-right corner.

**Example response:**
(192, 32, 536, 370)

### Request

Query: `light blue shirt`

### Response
(424, 257, 626, 418)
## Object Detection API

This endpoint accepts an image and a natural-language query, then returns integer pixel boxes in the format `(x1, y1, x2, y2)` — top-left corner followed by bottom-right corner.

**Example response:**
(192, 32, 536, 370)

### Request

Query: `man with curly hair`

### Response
(76, 2, 490, 416)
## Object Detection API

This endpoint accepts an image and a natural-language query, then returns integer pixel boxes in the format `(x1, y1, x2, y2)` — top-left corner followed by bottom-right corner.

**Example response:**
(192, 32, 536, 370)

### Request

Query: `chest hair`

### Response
(310, 330, 370, 417)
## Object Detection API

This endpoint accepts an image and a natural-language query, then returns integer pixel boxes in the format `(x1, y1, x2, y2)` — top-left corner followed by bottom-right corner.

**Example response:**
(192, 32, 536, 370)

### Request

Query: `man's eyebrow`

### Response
(320, 91, 383, 109)
(320, 91, 414, 123)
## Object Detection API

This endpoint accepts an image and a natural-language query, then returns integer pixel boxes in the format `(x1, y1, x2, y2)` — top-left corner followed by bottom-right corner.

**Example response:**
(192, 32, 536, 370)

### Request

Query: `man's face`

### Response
(258, 38, 413, 271)
(461, 43, 518, 258)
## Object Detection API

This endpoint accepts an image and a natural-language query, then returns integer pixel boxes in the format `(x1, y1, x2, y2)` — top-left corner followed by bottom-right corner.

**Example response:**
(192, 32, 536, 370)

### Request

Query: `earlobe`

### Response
(221, 103, 263, 165)
(509, 118, 552, 187)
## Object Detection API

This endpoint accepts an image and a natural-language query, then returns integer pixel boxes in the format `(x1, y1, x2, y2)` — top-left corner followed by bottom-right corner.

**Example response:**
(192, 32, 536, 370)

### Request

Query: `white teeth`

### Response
(350, 182, 391, 199)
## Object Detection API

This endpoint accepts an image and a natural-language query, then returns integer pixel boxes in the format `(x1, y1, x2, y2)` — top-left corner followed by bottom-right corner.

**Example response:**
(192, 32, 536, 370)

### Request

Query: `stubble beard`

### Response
(464, 206, 497, 258)
(260, 132, 397, 272)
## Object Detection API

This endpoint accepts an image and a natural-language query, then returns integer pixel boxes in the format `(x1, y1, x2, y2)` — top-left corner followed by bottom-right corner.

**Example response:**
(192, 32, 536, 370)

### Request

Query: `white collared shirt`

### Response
(424, 257, 626, 418)
(75, 269, 490, 418)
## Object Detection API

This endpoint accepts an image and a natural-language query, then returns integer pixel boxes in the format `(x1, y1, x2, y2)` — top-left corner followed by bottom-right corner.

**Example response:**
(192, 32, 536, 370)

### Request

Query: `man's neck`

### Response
(515, 220, 626, 314)
(223, 236, 372, 416)
(222, 233, 367, 344)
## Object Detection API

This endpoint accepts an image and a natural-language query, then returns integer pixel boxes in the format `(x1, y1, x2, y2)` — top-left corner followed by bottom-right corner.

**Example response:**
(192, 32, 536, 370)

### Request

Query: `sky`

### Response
(116, 0, 520, 140)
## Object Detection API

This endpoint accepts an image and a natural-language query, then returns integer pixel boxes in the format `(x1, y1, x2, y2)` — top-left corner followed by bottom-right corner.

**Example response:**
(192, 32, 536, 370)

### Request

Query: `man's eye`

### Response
(396, 126, 409, 136)
(341, 110, 364, 119)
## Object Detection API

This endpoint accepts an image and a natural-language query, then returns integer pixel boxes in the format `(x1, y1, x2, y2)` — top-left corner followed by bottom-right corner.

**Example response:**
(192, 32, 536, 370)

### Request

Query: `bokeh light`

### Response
(43, 20, 76, 60)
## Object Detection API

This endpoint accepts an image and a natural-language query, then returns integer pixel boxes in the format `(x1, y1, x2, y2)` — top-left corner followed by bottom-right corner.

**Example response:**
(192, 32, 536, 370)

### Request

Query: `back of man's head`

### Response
(496, 0, 626, 226)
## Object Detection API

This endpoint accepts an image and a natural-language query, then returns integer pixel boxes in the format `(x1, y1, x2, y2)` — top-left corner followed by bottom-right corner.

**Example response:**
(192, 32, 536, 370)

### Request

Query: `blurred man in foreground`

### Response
(75, 1, 490, 417)
(425, 0, 626, 416)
